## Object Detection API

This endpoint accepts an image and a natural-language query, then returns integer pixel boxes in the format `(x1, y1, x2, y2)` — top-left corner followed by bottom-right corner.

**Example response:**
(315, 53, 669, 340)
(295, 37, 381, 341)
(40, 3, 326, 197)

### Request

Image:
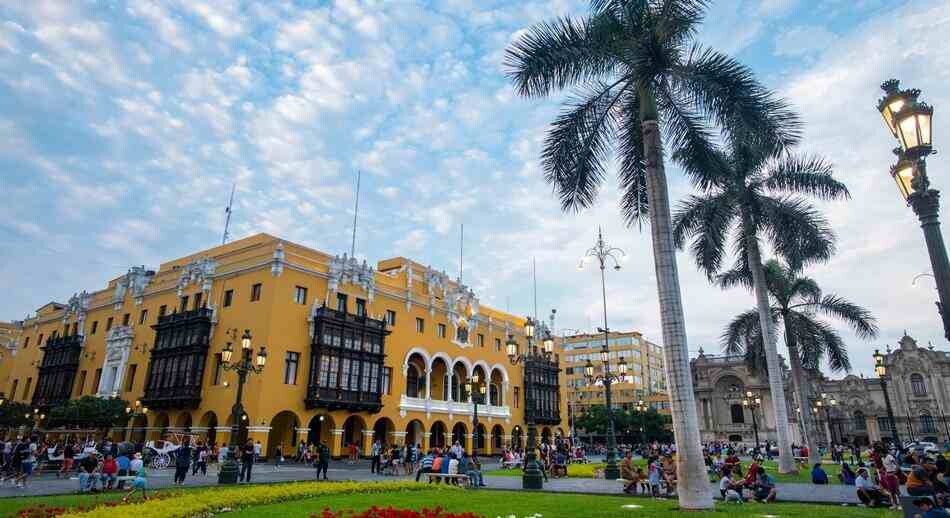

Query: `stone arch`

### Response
(489, 363, 510, 383)
(450, 361, 468, 402)
(405, 419, 425, 447)
(452, 356, 473, 377)
(491, 424, 504, 450)
(175, 412, 192, 430)
(430, 420, 447, 449)
(342, 415, 367, 453)
(511, 425, 524, 449)
(452, 422, 468, 448)
(373, 417, 396, 445)
(267, 411, 300, 461)
(199, 411, 218, 446)
(472, 360, 491, 379)
(430, 356, 450, 401)
(152, 412, 170, 440)
(130, 414, 148, 443)
(307, 413, 334, 446)
(488, 368, 504, 406)
(475, 422, 487, 452)
(404, 347, 431, 369)
(405, 352, 427, 398)
(430, 352, 453, 372)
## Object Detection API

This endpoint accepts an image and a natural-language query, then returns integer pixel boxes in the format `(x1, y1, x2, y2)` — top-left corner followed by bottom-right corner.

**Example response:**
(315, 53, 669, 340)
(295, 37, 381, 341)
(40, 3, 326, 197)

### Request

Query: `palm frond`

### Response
(671, 45, 801, 152)
(807, 294, 879, 340)
(657, 88, 725, 191)
(721, 308, 771, 378)
(787, 311, 851, 372)
(715, 232, 753, 290)
(541, 81, 626, 212)
(505, 15, 621, 98)
(655, 0, 710, 46)
(758, 196, 836, 270)
(616, 89, 650, 225)
(762, 154, 850, 201)
(672, 193, 735, 279)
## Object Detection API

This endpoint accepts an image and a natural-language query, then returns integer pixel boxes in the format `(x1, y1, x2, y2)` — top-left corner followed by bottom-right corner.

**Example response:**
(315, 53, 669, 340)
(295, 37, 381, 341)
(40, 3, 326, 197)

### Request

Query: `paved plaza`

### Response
(0, 460, 866, 506)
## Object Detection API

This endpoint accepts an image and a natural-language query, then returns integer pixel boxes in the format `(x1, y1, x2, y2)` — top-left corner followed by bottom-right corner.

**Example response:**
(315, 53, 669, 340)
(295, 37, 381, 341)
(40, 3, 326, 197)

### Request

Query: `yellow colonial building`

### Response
(0, 234, 566, 458)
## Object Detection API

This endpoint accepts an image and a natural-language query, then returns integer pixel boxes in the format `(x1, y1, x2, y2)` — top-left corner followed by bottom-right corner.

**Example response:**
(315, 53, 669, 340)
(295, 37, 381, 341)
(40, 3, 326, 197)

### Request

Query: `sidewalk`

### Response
(0, 461, 864, 505)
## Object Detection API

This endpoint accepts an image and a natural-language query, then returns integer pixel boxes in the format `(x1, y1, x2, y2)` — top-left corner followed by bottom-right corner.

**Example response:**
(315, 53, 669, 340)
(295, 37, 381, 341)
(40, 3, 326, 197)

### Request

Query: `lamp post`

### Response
(124, 400, 149, 442)
(578, 227, 625, 481)
(814, 393, 838, 445)
(465, 373, 487, 455)
(506, 317, 554, 490)
(878, 80, 949, 339)
(217, 329, 267, 484)
(635, 399, 647, 445)
(873, 349, 901, 447)
(742, 391, 762, 450)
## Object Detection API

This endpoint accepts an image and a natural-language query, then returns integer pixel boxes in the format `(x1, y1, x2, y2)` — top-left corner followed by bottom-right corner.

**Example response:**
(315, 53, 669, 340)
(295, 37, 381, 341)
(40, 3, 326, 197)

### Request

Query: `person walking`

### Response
(316, 440, 330, 480)
(273, 444, 283, 472)
(370, 440, 381, 474)
(193, 442, 208, 476)
(173, 440, 192, 485)
(416, 450, 435, 482)
(58, 440, 75, 479)
(240, 439, 255, 483)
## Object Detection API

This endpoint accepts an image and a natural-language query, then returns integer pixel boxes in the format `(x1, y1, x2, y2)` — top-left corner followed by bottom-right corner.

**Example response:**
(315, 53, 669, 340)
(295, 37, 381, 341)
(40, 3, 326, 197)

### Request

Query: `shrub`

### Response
(314, 507, 481, 518)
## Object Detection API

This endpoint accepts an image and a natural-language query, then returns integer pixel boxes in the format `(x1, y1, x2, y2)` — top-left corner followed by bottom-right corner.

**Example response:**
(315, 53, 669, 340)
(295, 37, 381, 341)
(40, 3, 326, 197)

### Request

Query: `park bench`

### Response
(426, 473, 470, 487)
(501, 460, 522, 469)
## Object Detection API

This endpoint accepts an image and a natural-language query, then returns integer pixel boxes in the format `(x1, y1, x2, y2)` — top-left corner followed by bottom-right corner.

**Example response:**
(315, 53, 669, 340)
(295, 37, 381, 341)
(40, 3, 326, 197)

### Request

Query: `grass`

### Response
(0, 486, 196, 517)
(486, 460, 845, 485)
(226, 488, 897, 517)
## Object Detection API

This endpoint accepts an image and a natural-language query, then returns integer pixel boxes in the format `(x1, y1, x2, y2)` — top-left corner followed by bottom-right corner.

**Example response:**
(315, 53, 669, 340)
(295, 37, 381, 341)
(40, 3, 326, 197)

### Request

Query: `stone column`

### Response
(362, 429, 375, 456)
(247, 426, 271, 458)
(465, 434, 475, 455)
(215, 426, 232, 446)
(331, 429, 344, 458)
(421, 432, 431, 452)
(391, 431, 407, 446)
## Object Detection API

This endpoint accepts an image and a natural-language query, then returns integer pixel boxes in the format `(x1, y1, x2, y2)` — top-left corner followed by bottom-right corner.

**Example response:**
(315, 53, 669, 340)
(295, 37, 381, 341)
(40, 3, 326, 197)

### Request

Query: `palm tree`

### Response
(505, 0, 798, 507)
(723, 260, 878, 465)
(671, 143, 846, 472)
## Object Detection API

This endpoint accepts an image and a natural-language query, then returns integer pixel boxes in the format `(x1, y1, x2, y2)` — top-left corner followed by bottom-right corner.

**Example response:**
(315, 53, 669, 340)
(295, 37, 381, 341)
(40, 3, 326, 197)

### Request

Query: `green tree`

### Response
(0, 401, 35, 430)
(576, 405, 672, 443)
(505, 1, 798, 506)
(672, 141, 847, 470)
(47, 396, 130, 432)
(722, 260, 877, 464)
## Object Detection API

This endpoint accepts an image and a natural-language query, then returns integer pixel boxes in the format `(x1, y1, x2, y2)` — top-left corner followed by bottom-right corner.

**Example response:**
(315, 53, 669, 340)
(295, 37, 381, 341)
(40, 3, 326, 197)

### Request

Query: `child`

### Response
(123, 463, 148, 503)
(647, 457, 661, 497)
(636, 467, 650, 494)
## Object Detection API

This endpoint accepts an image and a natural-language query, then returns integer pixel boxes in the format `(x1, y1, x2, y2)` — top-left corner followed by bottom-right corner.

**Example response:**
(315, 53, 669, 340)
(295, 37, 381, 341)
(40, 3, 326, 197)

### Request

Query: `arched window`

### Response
(489, 383, 500, 406)
(406, 365, 422, 398)
(920, 412, 937, 433)
(730, 404, 745, 424)
(853, 411, 866, 431)
(911, 374, 927, 396)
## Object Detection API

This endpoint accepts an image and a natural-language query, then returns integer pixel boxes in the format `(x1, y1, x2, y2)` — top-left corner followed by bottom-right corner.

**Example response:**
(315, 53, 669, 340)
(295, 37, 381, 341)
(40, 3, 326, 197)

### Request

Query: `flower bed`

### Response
(61, 481, 458, 518)
(314, 507, 481, 518)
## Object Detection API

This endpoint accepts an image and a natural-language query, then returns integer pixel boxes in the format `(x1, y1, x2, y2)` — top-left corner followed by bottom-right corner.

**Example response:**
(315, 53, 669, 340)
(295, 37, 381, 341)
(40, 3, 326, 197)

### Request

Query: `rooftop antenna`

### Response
(350, 170, 361, 257)
(222, 182, 236, 245)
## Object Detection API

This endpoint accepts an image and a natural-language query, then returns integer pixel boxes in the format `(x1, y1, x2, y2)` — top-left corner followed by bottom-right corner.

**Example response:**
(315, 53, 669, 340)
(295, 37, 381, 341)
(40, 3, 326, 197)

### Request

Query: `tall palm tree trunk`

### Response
(745, 234, 795, 474)
(640, 88, 713, 510)
(783, 322, 822, 464)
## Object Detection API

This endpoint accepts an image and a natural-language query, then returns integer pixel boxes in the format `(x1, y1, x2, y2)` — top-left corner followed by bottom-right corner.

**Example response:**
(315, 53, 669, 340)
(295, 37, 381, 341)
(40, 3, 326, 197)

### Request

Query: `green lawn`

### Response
(227, 489, 896, 517)
(0, 486, 194, 517)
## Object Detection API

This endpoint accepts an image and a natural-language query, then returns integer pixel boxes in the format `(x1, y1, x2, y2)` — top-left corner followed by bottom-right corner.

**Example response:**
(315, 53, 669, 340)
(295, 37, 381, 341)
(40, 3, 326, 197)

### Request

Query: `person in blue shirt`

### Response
(115, 454, 131, 489)
(839, 463, 856, 485)
(914, 498, 950, 517)
(811, 463, 829, 485)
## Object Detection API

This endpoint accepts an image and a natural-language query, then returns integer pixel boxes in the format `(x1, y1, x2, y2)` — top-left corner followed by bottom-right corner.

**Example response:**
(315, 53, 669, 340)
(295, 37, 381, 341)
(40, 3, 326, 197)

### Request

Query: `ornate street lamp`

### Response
(507, 317, 554, 490)
(873, 349, 901, 447)
(578, 227, 625, 480)
(217, 329, 267, 484)
(124, 400, 149, 442)
(742, 390, 762, 450)
(813, 393, 838, 445)
(634, 399, 647, 445)
(878, 80, 949, 339)
(465, 373, 488, 455)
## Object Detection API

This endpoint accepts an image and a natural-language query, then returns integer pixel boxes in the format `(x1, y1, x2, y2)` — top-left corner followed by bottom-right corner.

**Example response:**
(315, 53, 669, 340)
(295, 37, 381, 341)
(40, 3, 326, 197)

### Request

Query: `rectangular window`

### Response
(382, 367, 392, 395)
(180, 295, 189, 312)
(22, 378, 31, 401)
(122, 313, 130, 326)
(23, 337, 30, 348)
(75, 371, 87, 397)
(223, 290, 234, 307)
(336, 293, 348, 312)
(284, 352, 300, 385)
(139, 309, 148, 325)
(212, 354, 223, 385)
(514, 387, 520, 408)
(251, 283, 262, 302)
(158, 305, 167, 318)
(126, 364, 137, 392)
(385, 310, 396, 326)
(90, 321, 98, 335)
(10, 380, 17, 402)
(355, 298, 366, 317)
(93, 369, 102, 394)
(416, 317, 425, 333)
(495, 337, 501, 351)
(477, 334, 485, 347)
(193, 292, 203, 309)
(437, 323, 446, 338)
(340, 358, 352, 390)
(294, 286, 307, 305)
(105, 318, 113, 331)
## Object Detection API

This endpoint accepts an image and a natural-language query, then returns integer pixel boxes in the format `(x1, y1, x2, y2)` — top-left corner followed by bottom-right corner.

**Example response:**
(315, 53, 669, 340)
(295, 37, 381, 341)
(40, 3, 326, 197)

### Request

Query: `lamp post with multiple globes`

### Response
(873, 349, 901, 447)
(813, 393, 838, 445)
(465, 373, 488, 455)
(217, 329, 267, 484)
(506, 317, 555, 490)
(878, 80, 948, 339)
(742, 391, 762, 450)
(124, 400, 149, 442)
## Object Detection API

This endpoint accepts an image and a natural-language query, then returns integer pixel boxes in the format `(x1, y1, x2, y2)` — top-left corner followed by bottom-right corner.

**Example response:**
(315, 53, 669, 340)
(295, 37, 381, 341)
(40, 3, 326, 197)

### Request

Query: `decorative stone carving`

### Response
(447, 280, 479, 348)
(114, 266, 154, 308)
(98, 325, 134, 397)
(424, 267, 448, 316)
(327, 253, 375, 301)
(176, 258, 216, 296)
(271, 242, 285, 277)
(64, 291, 91, 323)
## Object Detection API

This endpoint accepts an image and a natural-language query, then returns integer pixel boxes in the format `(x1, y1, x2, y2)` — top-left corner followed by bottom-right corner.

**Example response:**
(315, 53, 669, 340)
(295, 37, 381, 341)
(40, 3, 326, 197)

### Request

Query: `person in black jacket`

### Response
(240, 439, 255, 482)
(173, 441, 192, 485)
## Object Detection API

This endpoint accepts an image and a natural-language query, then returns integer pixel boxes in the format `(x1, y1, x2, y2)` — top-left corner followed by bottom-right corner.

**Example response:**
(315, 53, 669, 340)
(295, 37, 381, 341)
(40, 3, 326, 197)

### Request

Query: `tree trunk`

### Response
(640, 88, 714, 510)
(783, 318, 822, 465)
(745, 234, 796, 474)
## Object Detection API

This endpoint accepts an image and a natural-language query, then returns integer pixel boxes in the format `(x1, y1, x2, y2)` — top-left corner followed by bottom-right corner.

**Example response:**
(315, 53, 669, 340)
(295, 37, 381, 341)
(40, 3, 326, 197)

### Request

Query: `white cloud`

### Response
(774, 25, 838, 57)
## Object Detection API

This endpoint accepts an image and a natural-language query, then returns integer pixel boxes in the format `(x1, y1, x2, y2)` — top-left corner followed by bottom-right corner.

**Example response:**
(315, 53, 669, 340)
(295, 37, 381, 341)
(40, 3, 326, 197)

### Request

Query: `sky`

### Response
(1, 0, 948, 379)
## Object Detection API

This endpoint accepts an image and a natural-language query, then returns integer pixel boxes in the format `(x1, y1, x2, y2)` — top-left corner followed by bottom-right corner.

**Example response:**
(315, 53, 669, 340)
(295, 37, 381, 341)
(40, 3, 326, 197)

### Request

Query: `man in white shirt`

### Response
(719, 469, 743, 503)
(253, 441, 262, 462)
(855, 468, 886, 508)
(129, 452, 144, 475)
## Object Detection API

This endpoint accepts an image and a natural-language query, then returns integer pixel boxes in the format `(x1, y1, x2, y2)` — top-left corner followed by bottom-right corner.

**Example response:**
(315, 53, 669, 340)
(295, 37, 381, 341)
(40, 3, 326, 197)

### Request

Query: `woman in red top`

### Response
(100, 454, 119, 489)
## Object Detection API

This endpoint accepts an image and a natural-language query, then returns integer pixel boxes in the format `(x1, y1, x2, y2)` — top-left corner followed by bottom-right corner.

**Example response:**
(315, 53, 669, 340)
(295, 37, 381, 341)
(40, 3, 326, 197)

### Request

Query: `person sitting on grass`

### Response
(811, 462, 829, 485)
(839, 462, 856, 485)
(718, 467, 744, 503)
(855, 467, 887, 507)
(620, 451, 637, 494)
(751, 465, 776, 503)
(914, 498, 950, 517)
(908, 462, 938, 497)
